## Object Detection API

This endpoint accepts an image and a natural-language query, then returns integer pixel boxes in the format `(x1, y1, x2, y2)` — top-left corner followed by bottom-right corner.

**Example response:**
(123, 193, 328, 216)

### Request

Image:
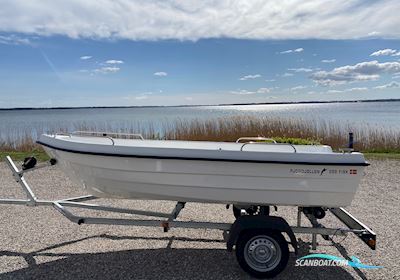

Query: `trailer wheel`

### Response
(235, 229, 289, 279)
(233, 205, 242, 219)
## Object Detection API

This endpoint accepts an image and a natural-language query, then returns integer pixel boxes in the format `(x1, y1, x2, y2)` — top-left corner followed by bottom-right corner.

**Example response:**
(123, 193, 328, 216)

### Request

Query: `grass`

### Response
(0, 150, 50, 162)
(0, 116, 399, 161)
(364, 153, 400, 160)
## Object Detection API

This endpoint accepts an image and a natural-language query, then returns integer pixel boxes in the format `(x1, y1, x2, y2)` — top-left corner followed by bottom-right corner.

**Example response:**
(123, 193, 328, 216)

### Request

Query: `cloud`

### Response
(94, 66, 120, 74)
(105, 59, 124, 64)
(230, 90, 256, 95)
(326, 89, 342, 93)
(154, 71, 167, 76)
(310, 60, 400, 86)
(374, 81, 400, 89)
(265, 79, 276, 82)
(0, 34, 31, 45)
(136, 92, 153, 99)
(370, 49, 397, 56)
(0, 1, 399, 41)
(367, 31, 380, 37)
(327, 87, 368, 93)
(288, 67, 313, 72)
(279, 48, 304, 54)
(122, 92, 153, 100)
(135, 95, 148, 100)
(281, 73, 294, 77)
(291, 85, 308, 91)
(231, 87, 271, 95)
(239, 74, 261, 81)
(256, 88, 271, 94)
(321, 59, 336, 63)
(80, 55, 92, 60)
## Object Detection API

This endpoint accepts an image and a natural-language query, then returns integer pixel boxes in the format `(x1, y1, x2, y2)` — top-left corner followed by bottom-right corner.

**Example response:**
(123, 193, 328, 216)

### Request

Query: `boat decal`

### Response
(290, 168, 360, 175)
(350, 169, 358, 175)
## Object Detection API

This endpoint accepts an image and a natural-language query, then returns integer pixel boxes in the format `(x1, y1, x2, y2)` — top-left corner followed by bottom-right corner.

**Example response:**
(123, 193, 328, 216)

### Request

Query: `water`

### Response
(0, 101, 399, 142)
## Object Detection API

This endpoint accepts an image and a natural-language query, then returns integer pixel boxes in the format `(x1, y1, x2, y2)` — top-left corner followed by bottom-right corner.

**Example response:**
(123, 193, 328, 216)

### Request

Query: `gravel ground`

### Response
(0, 159, 398, 280)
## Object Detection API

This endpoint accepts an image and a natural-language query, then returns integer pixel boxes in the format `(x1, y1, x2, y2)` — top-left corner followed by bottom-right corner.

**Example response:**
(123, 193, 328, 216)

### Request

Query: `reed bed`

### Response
(0, 116, 399, 153)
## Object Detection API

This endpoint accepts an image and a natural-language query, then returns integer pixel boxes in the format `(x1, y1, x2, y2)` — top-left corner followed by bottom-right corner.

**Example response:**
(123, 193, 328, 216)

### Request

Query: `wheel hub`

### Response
(244, 235, 282, 272)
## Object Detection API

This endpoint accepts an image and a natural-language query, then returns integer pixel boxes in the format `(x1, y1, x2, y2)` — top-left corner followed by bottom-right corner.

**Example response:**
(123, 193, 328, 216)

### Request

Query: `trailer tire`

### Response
(233, 205, 242, 219)
(235, 229, 289, 279)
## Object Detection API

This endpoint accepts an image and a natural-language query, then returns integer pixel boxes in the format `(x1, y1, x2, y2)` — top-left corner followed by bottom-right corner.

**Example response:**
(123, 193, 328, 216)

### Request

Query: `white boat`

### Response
(37, 132, 368, 207)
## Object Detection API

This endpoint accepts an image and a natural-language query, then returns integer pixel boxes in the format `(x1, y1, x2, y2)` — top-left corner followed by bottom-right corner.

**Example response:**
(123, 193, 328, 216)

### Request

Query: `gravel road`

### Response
(0, 159, 398, 280)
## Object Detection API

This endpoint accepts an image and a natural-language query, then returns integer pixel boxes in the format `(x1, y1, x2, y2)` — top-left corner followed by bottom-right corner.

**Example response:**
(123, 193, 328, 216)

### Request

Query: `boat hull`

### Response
(44, 147, 364, 207)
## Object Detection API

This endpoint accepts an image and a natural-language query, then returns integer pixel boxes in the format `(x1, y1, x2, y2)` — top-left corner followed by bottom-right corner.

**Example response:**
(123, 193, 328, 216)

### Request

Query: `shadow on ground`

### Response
(0, 234, 362, 280)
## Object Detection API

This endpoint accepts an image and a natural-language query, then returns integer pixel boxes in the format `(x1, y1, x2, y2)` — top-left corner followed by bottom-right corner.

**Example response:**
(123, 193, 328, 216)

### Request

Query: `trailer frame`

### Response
(0, 156, 376, 278)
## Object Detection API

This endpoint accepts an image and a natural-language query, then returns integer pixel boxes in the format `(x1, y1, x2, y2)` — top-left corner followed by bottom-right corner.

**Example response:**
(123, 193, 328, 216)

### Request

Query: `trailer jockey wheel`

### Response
(235, 229, 289, 279)
(22, 157, 37, 170)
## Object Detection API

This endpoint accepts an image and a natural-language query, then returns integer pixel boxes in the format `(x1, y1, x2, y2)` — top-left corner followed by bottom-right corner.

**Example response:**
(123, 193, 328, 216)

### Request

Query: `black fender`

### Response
(227, 215, 298, 255)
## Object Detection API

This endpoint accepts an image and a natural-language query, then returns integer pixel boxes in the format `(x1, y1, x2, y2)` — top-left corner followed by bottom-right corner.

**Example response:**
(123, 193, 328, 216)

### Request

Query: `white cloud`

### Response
(374, 81, 400, 89)
(367, 31, 380, 37)
(257, 88, 271, 94)
(230, 90, 256, 95)
(280, 48, 304, 54)
(310, 60, 400, 86)
(327, 87, 368, 93)
(0, 34, 31, 45)
(0, 2, 399, 41)
(239, 74, 261, 81)
(291, 85, 308, 91)
(80, 55, 92, 60)
(265, 79, 276, 82)
(370, 49, 397, 56)
(326, 89, 342, 93)
(154, 71, 168, 76)
(321, 59, 336, 63)
(123, 92, 153, 100)
(135, 95, 148, 100)
(231, 87, 271, 95)
(94, 66, 120, 74)
(281, 73, 294, 77)
(349, 87, 368, 91)
(105, 59, 123, 64)
(288, 67, 313, 72)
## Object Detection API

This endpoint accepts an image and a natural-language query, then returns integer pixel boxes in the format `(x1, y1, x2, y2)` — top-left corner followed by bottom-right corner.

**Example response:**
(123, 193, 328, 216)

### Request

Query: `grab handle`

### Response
(236, 137, 277, 143)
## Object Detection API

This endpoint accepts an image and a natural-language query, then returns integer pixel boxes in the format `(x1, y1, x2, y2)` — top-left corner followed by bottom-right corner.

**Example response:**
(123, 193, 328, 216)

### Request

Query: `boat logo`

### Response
(320, 168, 327, 176)
(290, 168, 323, 175)
(295, 254, 383, 269)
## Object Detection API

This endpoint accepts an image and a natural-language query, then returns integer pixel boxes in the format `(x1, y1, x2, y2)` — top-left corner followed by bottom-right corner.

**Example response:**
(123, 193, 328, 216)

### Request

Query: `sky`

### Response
(0, 0, 400, 108)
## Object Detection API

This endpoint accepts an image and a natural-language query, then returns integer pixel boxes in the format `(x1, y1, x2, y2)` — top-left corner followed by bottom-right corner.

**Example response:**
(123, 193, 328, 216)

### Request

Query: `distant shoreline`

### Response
(0, 98, 399, 111)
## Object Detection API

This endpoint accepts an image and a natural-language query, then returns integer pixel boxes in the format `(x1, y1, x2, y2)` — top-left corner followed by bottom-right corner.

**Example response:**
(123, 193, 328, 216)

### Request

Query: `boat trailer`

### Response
(0, 156, 376, 278)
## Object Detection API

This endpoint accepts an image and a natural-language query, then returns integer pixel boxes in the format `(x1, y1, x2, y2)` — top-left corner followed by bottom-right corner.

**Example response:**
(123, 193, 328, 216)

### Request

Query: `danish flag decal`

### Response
(350, 169, 357, 175)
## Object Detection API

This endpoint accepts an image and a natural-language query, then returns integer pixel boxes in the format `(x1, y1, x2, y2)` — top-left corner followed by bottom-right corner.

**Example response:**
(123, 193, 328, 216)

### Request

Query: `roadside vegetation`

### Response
(1, 116, 399, 161)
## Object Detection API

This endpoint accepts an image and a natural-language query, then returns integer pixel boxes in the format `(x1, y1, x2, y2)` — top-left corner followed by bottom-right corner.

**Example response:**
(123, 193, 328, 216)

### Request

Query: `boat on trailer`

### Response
(0, 131, 376, 279)
(37, 132, 368, 207)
